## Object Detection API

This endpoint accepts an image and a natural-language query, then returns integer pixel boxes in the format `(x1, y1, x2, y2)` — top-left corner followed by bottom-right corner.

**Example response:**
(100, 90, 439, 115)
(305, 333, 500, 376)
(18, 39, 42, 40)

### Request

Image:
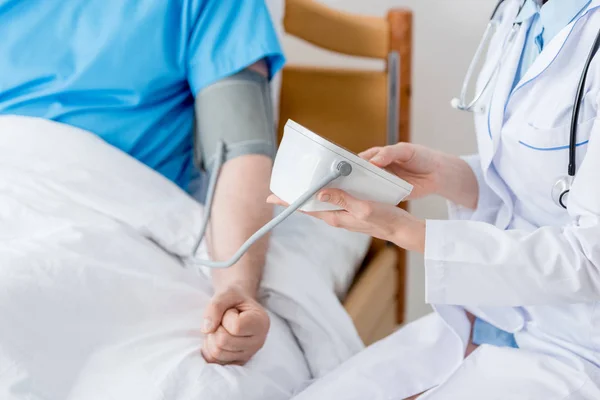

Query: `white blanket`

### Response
(0, 116, 364, 400)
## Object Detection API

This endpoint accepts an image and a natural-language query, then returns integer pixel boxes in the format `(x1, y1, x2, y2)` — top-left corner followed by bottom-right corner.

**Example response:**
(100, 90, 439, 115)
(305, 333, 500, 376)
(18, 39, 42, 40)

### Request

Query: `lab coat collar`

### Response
(485, 18, 528, 152)
(514, 0, 539, 24)
(512, 0, 600, 93)
(515, 0, 591, 27)
(539, 0, 593, 39)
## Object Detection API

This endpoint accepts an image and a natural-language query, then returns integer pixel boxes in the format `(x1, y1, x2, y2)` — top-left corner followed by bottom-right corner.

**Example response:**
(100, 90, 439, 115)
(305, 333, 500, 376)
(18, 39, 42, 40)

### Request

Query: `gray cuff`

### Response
(193, 68, 276, 171)
(204, 139, 276, 172)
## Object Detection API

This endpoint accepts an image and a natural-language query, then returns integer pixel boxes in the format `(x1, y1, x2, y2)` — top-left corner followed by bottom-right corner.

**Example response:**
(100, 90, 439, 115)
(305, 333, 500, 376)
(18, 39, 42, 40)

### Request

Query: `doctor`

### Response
(270, 0, 600, 398)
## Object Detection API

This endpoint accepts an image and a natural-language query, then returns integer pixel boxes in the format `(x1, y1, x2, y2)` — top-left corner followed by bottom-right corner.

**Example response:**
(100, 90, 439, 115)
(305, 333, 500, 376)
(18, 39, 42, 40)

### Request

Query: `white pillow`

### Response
(0, 115, 204, 258)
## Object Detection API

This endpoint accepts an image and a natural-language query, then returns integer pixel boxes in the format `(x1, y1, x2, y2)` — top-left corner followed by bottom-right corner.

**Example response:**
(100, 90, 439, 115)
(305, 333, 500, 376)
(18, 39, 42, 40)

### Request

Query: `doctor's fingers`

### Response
(358, 147, 382, 160)
(266, 194, 289, 207)
(317, 189, 374, 219)
(360, 143, 415, 167)
(308, 210, 363, 230)
(268, 192, 378, 227)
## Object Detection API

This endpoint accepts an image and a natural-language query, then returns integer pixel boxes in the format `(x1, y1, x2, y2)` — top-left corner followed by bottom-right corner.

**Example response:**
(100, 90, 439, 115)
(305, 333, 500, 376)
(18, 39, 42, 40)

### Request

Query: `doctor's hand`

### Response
(359, 143, 442, 200)
(361, 143, 479, 209)
(201, 285, 270, 365)
(267, 190, 426, 253)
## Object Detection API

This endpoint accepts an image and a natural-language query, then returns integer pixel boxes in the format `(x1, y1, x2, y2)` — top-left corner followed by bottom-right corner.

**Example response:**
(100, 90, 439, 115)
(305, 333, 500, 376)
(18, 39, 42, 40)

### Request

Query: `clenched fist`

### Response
(201, 285, 270, 365)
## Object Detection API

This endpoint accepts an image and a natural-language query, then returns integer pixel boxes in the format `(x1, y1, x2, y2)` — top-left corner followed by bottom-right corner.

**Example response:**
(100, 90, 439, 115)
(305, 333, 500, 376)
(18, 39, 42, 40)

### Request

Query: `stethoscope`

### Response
(452, 0, 600, 209)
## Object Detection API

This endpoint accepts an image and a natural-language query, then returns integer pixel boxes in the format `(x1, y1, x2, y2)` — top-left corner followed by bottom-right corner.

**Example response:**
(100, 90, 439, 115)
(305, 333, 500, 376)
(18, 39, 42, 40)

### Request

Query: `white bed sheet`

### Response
(0, 116, 365, 400)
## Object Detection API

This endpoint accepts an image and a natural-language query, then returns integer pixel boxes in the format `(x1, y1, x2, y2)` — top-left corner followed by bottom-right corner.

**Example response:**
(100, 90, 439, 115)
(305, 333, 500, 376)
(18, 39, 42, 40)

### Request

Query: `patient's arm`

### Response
(197, 60, 275, 365)
(210, 60, 271, 294)
(208, 152, 273, 295)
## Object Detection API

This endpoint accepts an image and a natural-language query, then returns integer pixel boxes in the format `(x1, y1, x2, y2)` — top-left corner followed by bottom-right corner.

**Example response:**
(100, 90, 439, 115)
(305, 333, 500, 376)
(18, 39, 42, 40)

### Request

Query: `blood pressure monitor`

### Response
(271, 120, 413, 212)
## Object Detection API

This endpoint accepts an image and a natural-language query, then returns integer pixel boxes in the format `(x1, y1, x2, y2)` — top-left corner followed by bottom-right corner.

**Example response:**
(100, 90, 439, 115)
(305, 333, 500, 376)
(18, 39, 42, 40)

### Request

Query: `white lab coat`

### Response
(293, 1, 600, 398)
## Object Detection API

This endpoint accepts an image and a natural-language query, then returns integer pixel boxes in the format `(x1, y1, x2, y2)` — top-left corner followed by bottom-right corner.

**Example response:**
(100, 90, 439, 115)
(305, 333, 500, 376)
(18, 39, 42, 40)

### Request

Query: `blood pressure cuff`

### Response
(193, 69, 276, 171)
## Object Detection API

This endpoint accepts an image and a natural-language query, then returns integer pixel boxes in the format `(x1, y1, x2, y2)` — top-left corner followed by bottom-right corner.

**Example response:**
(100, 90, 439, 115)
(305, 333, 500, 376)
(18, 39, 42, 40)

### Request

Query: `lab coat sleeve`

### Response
(425, 120, 600, 307)
(447, 154, 503, 224)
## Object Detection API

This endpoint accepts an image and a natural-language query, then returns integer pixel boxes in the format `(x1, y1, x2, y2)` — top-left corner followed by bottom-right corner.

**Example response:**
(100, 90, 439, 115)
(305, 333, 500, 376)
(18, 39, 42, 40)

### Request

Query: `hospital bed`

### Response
(0, 4, 413, 398)
(278, 0, 413, 345)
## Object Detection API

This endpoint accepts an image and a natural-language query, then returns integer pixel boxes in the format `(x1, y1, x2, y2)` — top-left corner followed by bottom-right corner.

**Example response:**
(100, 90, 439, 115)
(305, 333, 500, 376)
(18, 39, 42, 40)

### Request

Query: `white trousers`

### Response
(292, 310, 600, 400)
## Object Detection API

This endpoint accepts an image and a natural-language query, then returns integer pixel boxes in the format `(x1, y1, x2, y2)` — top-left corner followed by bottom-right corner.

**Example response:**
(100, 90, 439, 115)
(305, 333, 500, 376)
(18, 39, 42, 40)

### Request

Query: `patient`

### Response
(0, 0, 284, 366)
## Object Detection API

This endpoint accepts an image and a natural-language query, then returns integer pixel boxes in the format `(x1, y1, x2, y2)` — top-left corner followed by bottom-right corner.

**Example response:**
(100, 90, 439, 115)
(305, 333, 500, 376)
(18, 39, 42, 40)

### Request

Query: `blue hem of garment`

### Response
(472, 317, 519, 348)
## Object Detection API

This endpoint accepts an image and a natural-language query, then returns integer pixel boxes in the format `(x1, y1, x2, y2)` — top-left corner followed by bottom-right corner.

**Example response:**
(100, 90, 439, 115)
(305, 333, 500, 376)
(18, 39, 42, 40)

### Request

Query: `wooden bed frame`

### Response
(278, 0, 413, 345)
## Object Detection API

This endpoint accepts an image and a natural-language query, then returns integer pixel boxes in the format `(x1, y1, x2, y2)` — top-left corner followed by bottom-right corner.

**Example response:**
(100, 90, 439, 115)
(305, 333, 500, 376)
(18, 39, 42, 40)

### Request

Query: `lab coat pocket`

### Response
(519, 117, 596, 152)
(506, 118, 596, 198)
(526, 90, 597, 131)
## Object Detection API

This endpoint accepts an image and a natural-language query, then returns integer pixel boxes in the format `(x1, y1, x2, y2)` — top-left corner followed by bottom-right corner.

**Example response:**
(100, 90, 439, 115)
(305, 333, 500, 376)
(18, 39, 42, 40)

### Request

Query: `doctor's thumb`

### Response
(319, 189, 358, 212)
(202, 292, 239, 334)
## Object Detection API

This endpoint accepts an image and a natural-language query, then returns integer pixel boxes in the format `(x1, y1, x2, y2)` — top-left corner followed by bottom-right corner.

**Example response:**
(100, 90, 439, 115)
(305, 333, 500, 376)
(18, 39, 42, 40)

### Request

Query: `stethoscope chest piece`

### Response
(552, 176, 573, 209)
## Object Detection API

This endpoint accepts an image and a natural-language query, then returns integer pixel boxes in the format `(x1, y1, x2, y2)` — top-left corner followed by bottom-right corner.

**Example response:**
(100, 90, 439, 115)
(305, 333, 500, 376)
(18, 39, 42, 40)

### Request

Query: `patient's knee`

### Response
(465, 311, 479, 358)
(465, 341, 479, 358)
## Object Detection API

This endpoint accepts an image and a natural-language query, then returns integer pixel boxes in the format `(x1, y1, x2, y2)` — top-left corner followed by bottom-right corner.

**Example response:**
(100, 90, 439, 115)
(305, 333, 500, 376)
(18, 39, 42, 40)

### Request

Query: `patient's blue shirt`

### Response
(0, 0, 284, 189)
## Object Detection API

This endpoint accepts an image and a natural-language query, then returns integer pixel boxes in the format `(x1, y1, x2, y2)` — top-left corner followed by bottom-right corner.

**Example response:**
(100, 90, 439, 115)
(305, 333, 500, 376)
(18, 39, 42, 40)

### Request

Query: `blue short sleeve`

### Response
(185, 0, 285, 95)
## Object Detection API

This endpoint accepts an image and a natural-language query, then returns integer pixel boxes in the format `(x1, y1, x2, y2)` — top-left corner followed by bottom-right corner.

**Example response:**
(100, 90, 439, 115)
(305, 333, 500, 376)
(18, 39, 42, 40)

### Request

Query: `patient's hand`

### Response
(201, 285, 270, 365)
